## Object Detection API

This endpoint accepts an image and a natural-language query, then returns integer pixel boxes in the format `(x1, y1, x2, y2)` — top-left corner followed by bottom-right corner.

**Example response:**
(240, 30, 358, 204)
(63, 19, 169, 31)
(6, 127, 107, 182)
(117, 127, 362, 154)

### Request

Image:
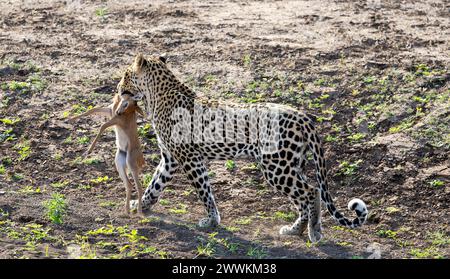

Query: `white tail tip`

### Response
(348, 198, 367, 214)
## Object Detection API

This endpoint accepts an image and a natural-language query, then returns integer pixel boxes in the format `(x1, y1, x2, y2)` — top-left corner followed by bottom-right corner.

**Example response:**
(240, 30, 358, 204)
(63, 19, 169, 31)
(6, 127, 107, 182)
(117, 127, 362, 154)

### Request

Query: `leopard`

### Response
(116, 54, 368, 242)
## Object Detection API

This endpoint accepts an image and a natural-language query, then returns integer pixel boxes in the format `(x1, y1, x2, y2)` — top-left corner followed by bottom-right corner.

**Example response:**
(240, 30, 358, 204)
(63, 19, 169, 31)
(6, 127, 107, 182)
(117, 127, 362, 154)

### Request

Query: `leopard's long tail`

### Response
(306, 127, 368, 228)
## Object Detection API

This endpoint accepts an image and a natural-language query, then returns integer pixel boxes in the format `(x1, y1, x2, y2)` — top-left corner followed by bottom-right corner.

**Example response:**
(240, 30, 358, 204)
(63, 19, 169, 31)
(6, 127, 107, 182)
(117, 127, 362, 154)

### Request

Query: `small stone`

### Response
(366, 243, 382, 259)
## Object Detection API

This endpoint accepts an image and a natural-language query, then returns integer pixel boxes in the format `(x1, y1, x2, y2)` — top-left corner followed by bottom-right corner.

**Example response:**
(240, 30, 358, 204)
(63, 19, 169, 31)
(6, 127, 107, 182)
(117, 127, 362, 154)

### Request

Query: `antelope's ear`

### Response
(113, 94, 120, 103)
(133, 53, 146, 73)
(159, 53, 167, 64)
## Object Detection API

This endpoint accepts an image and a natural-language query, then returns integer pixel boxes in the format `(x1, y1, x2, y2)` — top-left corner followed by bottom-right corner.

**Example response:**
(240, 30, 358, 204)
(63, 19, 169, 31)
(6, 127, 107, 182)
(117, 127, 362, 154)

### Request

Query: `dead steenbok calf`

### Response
(69, 94, 145, 216)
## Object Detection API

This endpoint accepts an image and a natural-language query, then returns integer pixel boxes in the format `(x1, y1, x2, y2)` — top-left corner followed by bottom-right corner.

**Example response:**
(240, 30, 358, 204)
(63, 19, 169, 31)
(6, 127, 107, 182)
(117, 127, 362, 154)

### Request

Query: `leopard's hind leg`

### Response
(307, 188, 322, 242)
(278, 187, 322, 242)
(258, 149, 322, 242)
(279, 202, 308, 236)
(259, 153, 313, 237)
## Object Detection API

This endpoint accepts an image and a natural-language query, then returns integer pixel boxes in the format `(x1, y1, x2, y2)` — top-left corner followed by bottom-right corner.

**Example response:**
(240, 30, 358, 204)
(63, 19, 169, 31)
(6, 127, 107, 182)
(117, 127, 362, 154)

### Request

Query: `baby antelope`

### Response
(69, 94, 146, 216)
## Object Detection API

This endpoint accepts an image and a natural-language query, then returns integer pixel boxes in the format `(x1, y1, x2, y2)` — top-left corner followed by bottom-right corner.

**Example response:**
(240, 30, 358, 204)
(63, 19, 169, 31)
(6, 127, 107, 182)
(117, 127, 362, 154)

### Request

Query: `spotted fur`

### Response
(118, 54, 368, 242)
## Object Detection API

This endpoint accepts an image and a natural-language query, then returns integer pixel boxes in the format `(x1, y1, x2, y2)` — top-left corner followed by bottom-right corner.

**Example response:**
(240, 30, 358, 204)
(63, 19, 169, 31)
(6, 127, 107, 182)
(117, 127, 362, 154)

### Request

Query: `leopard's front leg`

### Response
(131, 152, 178, 212)
(182, 155, 220, 228)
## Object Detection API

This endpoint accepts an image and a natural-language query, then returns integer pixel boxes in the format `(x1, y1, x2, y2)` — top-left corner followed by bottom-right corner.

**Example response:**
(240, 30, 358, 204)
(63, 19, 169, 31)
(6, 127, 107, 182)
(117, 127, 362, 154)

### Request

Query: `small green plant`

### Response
(337, 160, 363, 176)
(90, 175, 111, 185)
(77, 136, 90, 145)
(0, 128, 16, 143)
(243, 54, 251, 67)
(40, 112, 50, 120)
(428, 231, 450, 246)
(182, 189, 195, 196)
(410, 247, 444, 259)
(95, 7, 108, 17)
(50, 180, 69, 189)
(1, 157, 12, 166)
(240, 163, 258, 172)
(3, 73, 45, 95)
(137, 219, 151, 225)
(5, 60, 22, 70)
(71, 104, 91, 115)
(27, 74, 46, 91)
(122, 229, 148, 244)
(159, 199, 170, 206)
(95, 241, 115, 249)
(99, 201, 117, 208)
(368, 122, 377, 130)
(196, 242, 215, 258)
(53, 152, 63, 161)
(86, 225, 116, 236)
(317, 93, 330, 101)
(77, 184, 92, 190)
(82, 157, 101, 165)
(347, 133, 366, 142)
(63, 136, 73, 144)
(169, 204, 188, 215)
(19, 185, 42, 194)
(21, 223, 50, 243)
(227, 242, 240, 253)
(143, 173, 153, 186)
(376, 229, 398, 239)
(11, 172, 24, 181)
(0, 117, 20, 125)
(164, 188, 176, 194)
(0, 164, 5, 175)
(274, 211, 296, 222)
(305, 240, 313, 248)
(0, 208, 9, 219)
(7, 80, 29, 91)
(138, 123, 152, 138)
(225, 160, 236, 171)
(75, 235, 97, 259)
(428, 179, 445, 187)
(385, 207, 400, 214)
(62, 111, 71, 118)
(337, 241, 353, 247)
(14, 141, 32, 161)
(325, 135, 338, 142)
(224, 226, 240, 233)
(314, 78, 327, 86)
(235, 217, 252, 225)
(363, 76, 376, 84)
(149, 154, 159, 162)
(246, 246, 267, 259)
(414, 64, 431, 76)
(43, 193, 67, 224)
(388, 119, 414, 133)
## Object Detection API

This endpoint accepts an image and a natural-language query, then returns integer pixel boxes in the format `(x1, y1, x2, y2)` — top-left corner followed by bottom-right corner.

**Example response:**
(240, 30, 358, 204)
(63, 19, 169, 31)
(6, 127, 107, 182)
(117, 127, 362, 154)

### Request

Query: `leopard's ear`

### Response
(133, 53, 147, 74)
(159, 53, 167, 64)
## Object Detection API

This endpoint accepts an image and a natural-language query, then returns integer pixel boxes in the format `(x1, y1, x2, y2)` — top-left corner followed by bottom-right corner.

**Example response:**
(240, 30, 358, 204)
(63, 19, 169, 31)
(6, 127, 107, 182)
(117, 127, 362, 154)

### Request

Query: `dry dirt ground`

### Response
(0, 0, 449, 259)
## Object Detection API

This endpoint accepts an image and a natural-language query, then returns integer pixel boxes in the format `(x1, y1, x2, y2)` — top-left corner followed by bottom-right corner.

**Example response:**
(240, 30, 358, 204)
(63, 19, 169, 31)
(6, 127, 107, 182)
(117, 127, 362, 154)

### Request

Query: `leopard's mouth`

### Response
(121, 90, 133, 96)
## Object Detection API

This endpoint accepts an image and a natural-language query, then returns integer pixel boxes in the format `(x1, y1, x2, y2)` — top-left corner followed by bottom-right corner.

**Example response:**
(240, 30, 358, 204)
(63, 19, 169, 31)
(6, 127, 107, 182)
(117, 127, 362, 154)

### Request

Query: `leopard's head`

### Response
(117, 53, 168, 101)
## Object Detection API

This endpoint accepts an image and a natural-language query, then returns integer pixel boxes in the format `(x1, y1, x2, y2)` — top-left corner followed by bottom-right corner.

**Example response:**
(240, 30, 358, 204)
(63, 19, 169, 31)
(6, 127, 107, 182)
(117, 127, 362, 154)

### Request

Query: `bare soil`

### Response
(0, 0, 449, 259)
